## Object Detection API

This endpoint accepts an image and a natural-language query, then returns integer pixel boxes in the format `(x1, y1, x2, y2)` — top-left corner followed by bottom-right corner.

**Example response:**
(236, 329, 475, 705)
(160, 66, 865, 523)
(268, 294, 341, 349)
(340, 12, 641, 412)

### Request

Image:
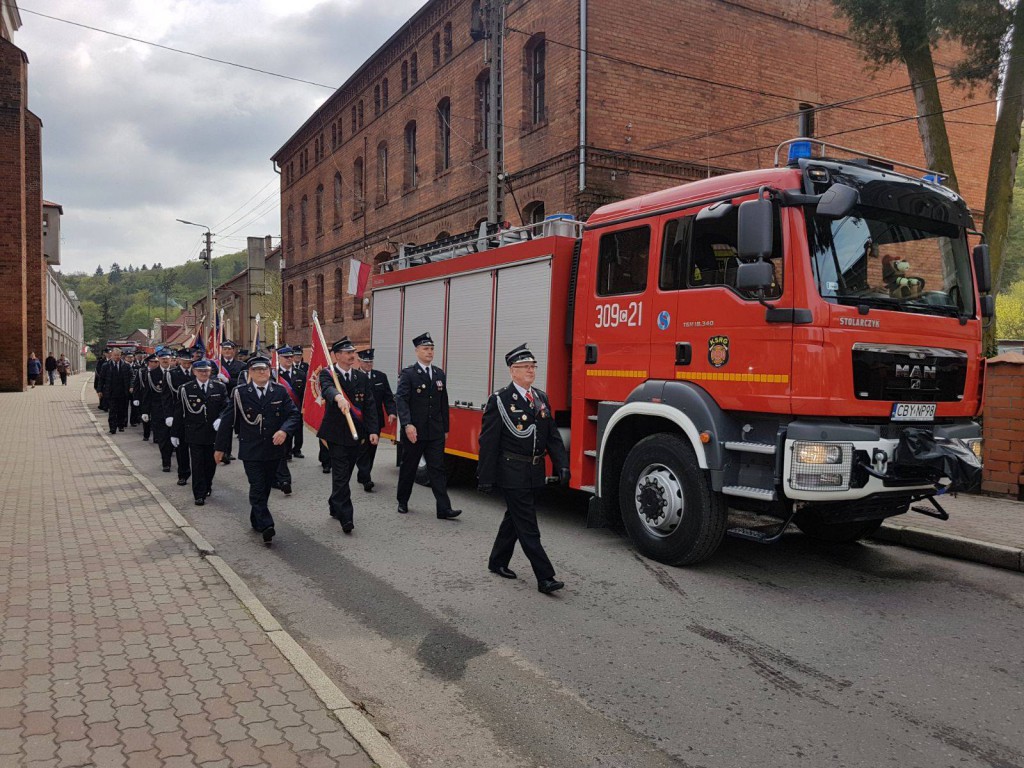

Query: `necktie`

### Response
(258, 387, 265, 399)
(424, 366, 431, 380)
(525, 390, 535, 408)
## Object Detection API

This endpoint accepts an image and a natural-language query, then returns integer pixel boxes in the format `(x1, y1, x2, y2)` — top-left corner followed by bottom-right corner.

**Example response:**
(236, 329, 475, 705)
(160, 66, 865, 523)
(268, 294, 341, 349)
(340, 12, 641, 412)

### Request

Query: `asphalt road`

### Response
(116, 428, 1024, 768)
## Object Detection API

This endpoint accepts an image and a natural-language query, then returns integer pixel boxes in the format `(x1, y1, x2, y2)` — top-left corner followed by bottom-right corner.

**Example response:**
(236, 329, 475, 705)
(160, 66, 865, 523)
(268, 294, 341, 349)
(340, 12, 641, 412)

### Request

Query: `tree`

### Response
(108, 263, 122, 285)
(94, 265, 104, 277)
(160, 269, 176, 317)
(97, 298, 117, 345)
(996, 279, 1024, 339)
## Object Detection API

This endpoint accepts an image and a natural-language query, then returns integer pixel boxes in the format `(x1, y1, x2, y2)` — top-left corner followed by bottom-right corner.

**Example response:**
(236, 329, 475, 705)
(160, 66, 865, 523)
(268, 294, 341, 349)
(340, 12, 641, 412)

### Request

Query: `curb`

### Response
(81, 379, 411, 768)
(874, 522, 1024, 573)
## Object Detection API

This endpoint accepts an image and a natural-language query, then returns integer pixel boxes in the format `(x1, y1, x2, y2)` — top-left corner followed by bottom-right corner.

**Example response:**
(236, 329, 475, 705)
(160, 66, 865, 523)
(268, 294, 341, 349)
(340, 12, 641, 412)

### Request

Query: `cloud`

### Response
(19, 0, 424, 274)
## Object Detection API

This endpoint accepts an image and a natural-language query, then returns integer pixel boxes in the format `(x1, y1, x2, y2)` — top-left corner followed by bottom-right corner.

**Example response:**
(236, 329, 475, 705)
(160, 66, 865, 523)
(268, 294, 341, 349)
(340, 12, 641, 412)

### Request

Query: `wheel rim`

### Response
(634, 463, 684, 537)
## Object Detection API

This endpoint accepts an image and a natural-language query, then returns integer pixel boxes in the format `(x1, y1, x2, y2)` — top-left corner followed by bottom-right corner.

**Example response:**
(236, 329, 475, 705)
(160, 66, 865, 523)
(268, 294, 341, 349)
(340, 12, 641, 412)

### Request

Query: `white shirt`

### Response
(513, 382, 535, 404)
(420, 365, 432, 379)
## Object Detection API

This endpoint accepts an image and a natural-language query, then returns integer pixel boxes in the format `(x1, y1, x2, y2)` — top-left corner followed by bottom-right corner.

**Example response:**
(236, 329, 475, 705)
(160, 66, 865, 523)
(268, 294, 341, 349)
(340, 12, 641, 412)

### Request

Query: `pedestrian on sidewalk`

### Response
(478, 343, 570, 595)
(56, 353, 70, 385)
(44, 353, 57, 385)
(101, 347, 132, 434)
(215, 355, 301, 545)
(27, 352, 41, 388)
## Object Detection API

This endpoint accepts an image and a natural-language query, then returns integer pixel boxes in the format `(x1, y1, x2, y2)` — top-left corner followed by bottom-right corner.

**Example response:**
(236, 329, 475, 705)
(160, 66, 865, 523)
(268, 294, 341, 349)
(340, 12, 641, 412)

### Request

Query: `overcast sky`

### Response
(19, 0, 424, 275)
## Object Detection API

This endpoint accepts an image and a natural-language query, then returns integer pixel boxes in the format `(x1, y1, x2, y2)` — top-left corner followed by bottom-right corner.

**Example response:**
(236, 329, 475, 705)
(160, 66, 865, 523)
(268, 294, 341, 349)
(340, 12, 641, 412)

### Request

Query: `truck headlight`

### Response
(964, 438, 983, 461)
(791, 441, 853, 491)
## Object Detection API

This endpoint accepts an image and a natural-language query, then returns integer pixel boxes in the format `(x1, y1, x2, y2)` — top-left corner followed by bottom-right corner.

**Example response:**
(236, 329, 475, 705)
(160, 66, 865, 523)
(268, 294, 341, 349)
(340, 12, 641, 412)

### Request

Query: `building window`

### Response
(300, 280, 309, 326)
(404, 121, 418, 191)
(334, 268, 345, 320)
(401, 61, 409, 93)
(376, 141, 389, 204)
(527, 36, 546, 125)
(331, 123, 337, 149)
(475, 69, 491, 149)
(354, 157, 365, 214)
(444, 22, 453, 59)
(374, 84, 381, 117)
(524, 200, 545, 225)
(410, 52, 418, 85)
(333, 172, 343, 224)
(432, 33, 441, 67)
(318, 132, 325, 160)
(286, 205, 294, 250)
(471, 0, 485, 40)
(287, 284, 295, 328)
(316, 274, 325, 319)
(315, 184, 324, 235)
(437, 98, 451, 172)
(300, 195, 308, 243)
(351, 105, 357, 134)
(358, 100, 364, 129)
(382, 78, 389, 110)
(352, 296, 366, 320)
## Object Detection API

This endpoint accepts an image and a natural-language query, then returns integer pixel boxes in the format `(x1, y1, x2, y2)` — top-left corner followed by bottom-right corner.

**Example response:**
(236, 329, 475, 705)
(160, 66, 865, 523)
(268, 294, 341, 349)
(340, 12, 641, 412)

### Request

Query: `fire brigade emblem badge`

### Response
(708, 335, 730, 368)
(310, 366, 325, 404)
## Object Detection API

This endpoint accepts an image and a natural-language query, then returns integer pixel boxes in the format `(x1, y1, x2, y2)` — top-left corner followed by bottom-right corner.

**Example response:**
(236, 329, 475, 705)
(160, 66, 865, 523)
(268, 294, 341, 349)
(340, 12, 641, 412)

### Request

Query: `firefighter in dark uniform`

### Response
(168, 350, 194, 486)
(317, 337, 379, 533)
(355, 348, 395, 492)
(141, 348, 176, 471)
(95, 348, 110, 411)
(394, 332, 461, 519)
(215, 356, 301, 545)
(478, 343, 570, 594)
(276, 346, 307, 459)
(133, 354, 159, 441)
(217, 340, 246, 464)
(171, 359, 227, 505)
(293, 344, 310, 377)
(268, 346, 301, 495)
(124, 351, 140, 427)
(101, 347, 133, 434)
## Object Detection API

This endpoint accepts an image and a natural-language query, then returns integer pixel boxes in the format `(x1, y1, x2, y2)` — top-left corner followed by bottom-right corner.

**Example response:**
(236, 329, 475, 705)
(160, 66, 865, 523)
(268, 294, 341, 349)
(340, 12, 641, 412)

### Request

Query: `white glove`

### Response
(165, 417, 173, 427)
(141, 414, 149, 423)
(132, 400, 140, 406)
(213, 418, 222, 431)
(170, 437, 179, 448)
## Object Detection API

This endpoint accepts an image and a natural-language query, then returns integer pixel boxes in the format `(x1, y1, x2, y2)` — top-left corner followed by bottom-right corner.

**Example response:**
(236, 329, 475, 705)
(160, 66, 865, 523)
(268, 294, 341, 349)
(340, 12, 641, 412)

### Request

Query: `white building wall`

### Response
(46, 268, 85, 373)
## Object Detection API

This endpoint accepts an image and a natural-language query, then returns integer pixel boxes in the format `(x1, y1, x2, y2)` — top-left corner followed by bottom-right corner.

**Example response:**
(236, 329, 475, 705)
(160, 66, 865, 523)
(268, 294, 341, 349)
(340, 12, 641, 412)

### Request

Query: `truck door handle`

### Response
(585, 344, 598, 364)
(675, 342, 692, 366)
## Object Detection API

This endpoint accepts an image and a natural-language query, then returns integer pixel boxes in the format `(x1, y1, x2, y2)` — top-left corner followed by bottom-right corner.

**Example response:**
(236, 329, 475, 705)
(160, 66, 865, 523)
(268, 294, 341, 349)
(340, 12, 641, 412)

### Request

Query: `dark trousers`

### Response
(152, 422, 174, 468)
(129, 399, 141, 426)
(142, 417, 152, 440)
(107, 398, 128, 432)
(356, 440, 377, 484)
(293, 424, 304, 453)
(396, 437, 452, 513)
(59, 372, 67, 385)
(47, 370, 55, 385)
(176, 439, 191, 480)
(328, 443, 361, 525)
(275, 436, 293, 487)
(189, 442, 217, 501)
(489, 487, 556, 582)
(319, 441, 330, 469)
(243, 459, 279, 533)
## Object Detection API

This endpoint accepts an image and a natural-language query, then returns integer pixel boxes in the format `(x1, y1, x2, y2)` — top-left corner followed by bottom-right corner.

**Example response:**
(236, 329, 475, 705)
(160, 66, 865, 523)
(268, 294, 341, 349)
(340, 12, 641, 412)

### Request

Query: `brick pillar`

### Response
(0, 39, 28, 392)
(981, 353, 1024, 499)
(26, 110, 44, 380)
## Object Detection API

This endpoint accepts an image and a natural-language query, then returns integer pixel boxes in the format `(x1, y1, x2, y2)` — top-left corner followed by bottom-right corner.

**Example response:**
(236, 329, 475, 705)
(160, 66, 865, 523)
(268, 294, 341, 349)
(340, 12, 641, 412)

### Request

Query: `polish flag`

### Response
(347, 258, 370, 298)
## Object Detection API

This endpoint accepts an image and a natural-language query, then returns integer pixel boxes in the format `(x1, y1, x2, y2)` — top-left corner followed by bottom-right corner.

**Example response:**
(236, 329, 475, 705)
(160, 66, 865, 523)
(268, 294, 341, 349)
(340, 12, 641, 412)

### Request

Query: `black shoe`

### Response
(262, 526, 275, 545)
(222, 458, 232, 465)
(538, 579, 565, 594)
(206, 488, 213, 498)
(194, 498, 205, 506)
(437, 509, 462, 520)
(489, 566, 517, 580)
(292, 451, 304, 458)
(341, 522, 354, 534)
(322, 465, 331, 474)
(362, 481, 374, 492)
(142, 436, 149, 442)
(162, 466, 171, 473)
(280, 484, 292, 495)
(397, 504, 409, 514)
(118, 427, 125, 432)
(109, 429, 116, 435)
(176, 478, 188, 486)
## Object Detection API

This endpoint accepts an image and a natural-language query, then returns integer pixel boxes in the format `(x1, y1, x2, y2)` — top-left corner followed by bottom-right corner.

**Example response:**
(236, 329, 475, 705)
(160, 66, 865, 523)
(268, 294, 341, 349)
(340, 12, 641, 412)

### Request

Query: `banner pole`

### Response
(312, 311, 358, 439)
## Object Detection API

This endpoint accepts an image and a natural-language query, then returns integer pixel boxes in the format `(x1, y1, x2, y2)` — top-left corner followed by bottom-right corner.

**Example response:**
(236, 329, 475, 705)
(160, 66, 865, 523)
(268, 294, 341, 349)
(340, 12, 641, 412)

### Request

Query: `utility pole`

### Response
(486, 0, 505, 225)
(176, 219, 215, 343)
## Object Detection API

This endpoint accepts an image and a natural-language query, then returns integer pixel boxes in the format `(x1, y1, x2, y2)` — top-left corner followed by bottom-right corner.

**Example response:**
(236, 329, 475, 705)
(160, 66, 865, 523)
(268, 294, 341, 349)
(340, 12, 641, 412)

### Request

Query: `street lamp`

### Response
(176, 219, 214, 346)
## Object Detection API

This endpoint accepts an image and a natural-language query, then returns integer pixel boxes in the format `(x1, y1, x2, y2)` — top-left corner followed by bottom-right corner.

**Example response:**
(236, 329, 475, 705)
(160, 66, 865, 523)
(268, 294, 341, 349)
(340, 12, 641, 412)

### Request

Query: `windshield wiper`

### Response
(834, 295, 904, 312)
(903, 302, 963, 318)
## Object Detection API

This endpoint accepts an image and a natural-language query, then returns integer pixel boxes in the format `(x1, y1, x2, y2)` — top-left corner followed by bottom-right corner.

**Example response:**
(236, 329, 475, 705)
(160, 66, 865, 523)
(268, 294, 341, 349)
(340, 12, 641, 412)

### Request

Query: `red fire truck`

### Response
(370, 139, 990, 565)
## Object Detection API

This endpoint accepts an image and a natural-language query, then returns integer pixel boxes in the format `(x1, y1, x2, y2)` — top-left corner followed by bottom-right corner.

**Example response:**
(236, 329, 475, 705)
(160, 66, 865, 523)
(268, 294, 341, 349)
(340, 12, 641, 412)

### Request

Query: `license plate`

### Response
(890, 403, 936, 422)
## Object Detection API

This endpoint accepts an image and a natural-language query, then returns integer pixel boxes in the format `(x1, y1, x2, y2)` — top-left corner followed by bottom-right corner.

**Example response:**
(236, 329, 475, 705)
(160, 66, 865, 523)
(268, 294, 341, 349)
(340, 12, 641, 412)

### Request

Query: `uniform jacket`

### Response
(140, 367, 175, 420)
(217, 357, 246, 393)
(274, 366, 306, 407)
(171, 379, 228, 446)
(367, 369, 396, 430)
(100, 360, 133, 400)
(94, 359, 107, 391)
(214, 380, 301, 461)
(168, 366, 193, 399)
(477, 384, 568, 489)
(316, 366, 379, 447)
(395, 364, 449, 441)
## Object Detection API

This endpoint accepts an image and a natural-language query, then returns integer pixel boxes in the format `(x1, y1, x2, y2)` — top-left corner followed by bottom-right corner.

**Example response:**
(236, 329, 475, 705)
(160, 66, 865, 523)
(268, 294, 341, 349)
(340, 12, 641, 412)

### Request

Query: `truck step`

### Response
(722, 485, 777, 501)
(583, 449, 597, 458)
(723, 441, 776, 455)
(726, 505, 797, 544)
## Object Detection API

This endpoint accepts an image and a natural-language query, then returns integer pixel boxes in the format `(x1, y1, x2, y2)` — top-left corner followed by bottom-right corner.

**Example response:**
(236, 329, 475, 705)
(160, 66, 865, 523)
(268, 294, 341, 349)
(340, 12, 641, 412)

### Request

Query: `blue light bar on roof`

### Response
(922, 173, 943, 186)
(787, 140, 813, 164)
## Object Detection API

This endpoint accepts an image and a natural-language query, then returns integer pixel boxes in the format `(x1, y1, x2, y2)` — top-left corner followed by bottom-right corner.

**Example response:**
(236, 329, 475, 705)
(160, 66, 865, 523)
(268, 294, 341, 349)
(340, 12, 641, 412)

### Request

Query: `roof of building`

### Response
(43, 200, 64, 214)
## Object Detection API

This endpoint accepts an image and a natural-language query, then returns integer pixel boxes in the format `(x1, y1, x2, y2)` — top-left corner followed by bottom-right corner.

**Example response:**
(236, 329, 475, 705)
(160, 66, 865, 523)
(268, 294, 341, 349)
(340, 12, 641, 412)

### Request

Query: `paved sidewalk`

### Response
(0, 377, 380, 768)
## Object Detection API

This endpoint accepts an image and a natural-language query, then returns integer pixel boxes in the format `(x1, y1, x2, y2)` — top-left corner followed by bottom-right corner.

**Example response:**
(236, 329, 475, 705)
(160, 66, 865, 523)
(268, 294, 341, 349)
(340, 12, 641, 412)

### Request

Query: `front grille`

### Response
(852, 344, 966, 402)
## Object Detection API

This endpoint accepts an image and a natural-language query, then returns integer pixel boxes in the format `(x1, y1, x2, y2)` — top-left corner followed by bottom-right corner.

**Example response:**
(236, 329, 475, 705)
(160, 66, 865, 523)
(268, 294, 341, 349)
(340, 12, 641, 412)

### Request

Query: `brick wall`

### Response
(981, 353, 1024, 499)
(25, 109, 44, 380)
(0, 38, 28, 392)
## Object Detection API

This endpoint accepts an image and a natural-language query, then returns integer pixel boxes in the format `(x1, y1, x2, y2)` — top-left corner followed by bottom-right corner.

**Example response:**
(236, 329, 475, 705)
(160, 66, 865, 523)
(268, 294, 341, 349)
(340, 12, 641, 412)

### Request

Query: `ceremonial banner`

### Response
(302, 314, 330, 432)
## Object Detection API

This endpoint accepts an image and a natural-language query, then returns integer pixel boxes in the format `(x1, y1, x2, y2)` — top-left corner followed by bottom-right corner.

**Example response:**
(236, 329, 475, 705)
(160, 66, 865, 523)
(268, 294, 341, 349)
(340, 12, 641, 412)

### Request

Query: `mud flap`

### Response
(895, 428, 981, 492)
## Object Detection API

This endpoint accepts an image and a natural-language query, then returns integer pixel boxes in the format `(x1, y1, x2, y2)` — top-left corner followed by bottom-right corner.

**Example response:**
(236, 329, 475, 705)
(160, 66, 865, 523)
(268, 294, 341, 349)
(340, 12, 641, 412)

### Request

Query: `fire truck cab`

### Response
(372, 139, 989, 565)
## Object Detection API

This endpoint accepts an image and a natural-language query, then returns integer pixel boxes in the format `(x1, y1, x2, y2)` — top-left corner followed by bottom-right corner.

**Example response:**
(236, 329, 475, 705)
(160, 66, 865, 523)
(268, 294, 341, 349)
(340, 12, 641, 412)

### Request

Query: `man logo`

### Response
(895, 364, 936, 379)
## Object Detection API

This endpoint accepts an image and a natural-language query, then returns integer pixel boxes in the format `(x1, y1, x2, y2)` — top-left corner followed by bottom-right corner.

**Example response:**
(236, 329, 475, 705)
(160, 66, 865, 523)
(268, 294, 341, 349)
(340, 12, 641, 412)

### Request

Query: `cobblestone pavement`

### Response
(0, 377, 374, 768)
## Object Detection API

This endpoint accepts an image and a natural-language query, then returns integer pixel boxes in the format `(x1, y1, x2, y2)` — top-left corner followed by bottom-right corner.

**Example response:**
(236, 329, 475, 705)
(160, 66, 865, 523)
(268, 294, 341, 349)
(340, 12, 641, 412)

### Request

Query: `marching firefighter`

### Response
(171, 359, 227, 505)
(141, 349, 176, 472)
(478, 343, 570, 594)
(101, 347, 133, 434)
(169, 350, 194, 486)
(356, 347, 395, 492)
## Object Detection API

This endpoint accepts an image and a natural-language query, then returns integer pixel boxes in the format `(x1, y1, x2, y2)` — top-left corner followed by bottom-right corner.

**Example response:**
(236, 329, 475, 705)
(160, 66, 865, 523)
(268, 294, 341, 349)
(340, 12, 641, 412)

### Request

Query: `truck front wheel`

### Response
(617, 434, 727, 566)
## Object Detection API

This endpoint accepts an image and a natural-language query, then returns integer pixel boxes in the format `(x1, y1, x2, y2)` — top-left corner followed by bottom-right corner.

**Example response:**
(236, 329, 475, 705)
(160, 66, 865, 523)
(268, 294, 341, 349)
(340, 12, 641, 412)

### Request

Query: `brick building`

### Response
(273, 0, 994, 349)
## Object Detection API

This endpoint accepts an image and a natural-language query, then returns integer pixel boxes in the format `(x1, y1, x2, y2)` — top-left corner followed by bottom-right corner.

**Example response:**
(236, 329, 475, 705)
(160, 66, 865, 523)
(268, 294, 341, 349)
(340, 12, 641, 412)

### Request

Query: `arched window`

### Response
(315, 184, 324, 235)
(523, 200, 546, 225)
(333, 172, 343, 224)
(471, 1, 484, 39)
(354, 157, 365, 213)
(286, 205, 294, 250)
(351, 105, 357, 134)
(382, 78, 389, 110)
(287, 283, 295, 328)
(374, 85, 381, 117)
(475, 70, 491, 149)
(376, 141, 389, 204)
(334, 268, 345, 320)
(401, 61, 409, 93)
(410, 52, 418, 85)
(316, 274, 325, 319)
(443, 22, 453, 59)
(432, 33, 441, 67)
(357, 100, 364, 129)
(404, 121, 417, 191)
(331, 123, 337, 149)
(300, 195, 308, 242)
(437, 98, 451, 172)
(525, 34, 546, 125)
(300, 280, 309, 327)
(435, 230, 451, 241)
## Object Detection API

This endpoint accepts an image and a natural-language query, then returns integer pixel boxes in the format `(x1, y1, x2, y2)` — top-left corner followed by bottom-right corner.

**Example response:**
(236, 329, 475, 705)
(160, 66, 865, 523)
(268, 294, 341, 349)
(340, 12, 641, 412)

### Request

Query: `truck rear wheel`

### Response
(793, 512, 885, 543)
(618, 434, 726, 565)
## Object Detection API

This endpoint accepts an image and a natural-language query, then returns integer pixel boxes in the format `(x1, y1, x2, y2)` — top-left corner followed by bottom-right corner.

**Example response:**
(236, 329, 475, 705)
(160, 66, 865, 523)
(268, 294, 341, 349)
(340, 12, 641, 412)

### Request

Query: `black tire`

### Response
(793, 513, 885, 543)
(617, 434, 727, 566)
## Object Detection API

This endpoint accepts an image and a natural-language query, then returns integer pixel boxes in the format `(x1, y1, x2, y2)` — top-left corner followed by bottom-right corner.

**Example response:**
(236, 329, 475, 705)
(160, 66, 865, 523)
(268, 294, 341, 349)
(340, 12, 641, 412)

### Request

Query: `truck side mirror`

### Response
(980, 294, 995, 319)
(816, 183, 859, 219)
(737, 199, 773, 259)
(736, 260, 774, 291)
(973, 243, 991, 294)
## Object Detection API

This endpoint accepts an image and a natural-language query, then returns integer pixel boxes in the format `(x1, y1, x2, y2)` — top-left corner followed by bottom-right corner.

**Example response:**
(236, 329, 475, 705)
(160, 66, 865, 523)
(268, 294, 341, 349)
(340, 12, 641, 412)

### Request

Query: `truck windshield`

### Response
(805, 206, 974, 318)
